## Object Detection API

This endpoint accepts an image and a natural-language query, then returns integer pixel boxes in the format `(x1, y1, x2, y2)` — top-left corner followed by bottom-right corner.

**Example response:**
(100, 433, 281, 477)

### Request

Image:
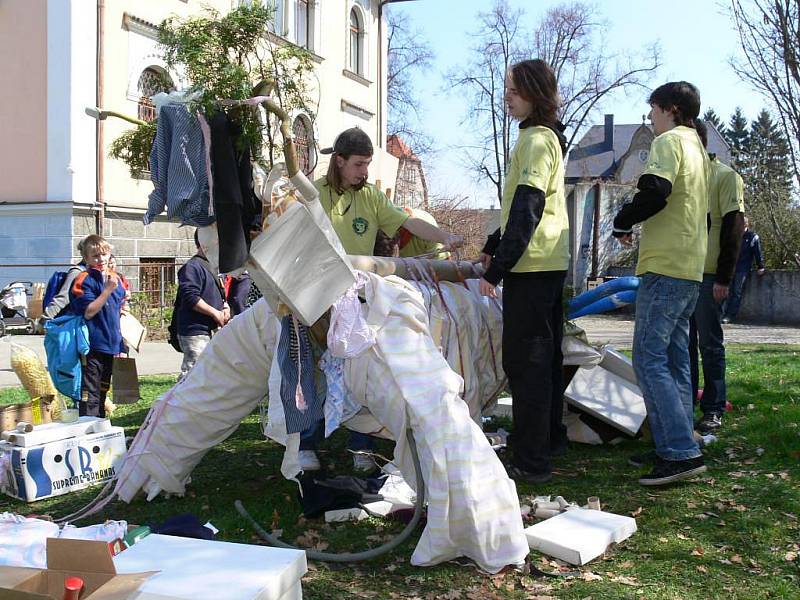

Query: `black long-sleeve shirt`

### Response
(482, 185, 546, 285)
(612, 174, 673, 234)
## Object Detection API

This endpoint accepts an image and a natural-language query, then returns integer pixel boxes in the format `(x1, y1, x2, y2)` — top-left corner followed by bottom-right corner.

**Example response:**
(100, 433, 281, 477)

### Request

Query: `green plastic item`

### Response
(123, 525, 151, 548)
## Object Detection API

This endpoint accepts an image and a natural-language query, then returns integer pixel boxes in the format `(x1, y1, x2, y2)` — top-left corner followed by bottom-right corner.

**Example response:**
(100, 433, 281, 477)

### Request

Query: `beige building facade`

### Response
(0, 0, 397, 289)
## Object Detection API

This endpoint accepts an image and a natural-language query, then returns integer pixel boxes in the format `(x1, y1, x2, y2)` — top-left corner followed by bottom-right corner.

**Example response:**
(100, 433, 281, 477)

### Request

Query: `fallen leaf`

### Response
(610, 575, 638, 586)
(697, 565, 708, 574)
(658, 537, 669, 543)
(785, 552, 798, 562)
(686, 501, 698, 509)
(730, 555, 743, 564)
(732, 484, 745, 492)
(630, 507, 643, 518)
(691, 547, 705, 556)
(581, 572, 603, 582)
(677, 533, 689, 540)
(619, 560, 635, 569)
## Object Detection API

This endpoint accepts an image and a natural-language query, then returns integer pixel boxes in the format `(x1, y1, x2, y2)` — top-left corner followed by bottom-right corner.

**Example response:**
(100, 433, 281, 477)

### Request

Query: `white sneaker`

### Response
(352, 453, 377, 473)
(298, 450, 321, 471)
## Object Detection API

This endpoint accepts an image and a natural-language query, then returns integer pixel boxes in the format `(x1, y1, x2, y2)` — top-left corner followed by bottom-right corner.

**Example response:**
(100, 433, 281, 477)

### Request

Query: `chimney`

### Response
(604, 114, 614, 151)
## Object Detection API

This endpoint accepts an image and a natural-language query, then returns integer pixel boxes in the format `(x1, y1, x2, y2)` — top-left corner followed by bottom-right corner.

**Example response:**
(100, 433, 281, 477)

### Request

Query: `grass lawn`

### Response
(1, 344, 798, 599)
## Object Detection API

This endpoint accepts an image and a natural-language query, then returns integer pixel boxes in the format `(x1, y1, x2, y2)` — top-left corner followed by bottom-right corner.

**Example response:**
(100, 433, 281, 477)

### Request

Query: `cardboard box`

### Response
(0, 538, 154, 599)
(113, 534, 307, 600)
(524, 508, 637, 565)
(0, 425, 126, 502)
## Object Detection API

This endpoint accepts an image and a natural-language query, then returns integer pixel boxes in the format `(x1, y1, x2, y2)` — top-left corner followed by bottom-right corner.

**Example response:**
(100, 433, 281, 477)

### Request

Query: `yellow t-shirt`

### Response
(398, 209, 449, 259)
(636, 126, 709, 282)
(314, 178, 409, 255)
(704, 157, 745, 274)
(500, 125, 570, 272)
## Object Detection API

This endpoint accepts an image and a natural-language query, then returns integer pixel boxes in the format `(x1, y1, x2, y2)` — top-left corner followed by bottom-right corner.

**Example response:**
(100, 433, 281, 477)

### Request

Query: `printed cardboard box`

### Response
(0, 426, 126, 502)
(0, 538, 154, 599)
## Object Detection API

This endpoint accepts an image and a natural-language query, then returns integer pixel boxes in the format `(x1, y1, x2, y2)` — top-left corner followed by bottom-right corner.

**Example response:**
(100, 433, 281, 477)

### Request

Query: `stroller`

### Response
(0, 281, 35, 336)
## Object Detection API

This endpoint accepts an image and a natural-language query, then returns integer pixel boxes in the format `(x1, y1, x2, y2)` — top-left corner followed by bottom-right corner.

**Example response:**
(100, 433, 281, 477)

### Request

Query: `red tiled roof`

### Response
(387, 135, 419, 161)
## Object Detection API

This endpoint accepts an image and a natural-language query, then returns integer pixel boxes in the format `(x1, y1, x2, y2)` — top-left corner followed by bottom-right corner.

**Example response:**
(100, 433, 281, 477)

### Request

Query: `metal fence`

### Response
(0, 261, 187, 333)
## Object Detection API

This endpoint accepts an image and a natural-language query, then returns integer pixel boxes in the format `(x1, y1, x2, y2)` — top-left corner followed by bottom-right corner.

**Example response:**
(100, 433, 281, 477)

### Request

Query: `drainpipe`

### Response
(377, 0, 418, 149)
(96, 0, 105, 236)
(591, 182, 601, 279)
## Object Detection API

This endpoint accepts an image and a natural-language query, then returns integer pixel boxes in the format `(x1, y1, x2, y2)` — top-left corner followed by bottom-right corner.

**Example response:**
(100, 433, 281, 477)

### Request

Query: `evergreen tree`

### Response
(702, 108, 727, 137)
(741, 109, 798, 268)
(725, 107, 750, 171)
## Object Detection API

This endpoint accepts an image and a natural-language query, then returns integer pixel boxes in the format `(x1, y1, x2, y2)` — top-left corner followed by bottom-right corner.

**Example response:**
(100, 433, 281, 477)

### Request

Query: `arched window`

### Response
(137, 67, 173, 122)
(349, 8, 363, 75)
(293, 114, 315, 176)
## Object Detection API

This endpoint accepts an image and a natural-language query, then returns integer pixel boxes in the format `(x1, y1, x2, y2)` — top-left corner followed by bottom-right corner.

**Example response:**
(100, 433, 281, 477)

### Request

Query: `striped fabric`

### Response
(277, 315, 324, 434)
(343, 273, 528, 572)
(145, 104, 215, 227)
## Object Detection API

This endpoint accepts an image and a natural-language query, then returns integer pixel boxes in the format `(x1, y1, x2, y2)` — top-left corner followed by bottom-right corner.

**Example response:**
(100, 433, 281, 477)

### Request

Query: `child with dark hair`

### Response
(478, 59, 570, 483)
(613, 81, 710, 486)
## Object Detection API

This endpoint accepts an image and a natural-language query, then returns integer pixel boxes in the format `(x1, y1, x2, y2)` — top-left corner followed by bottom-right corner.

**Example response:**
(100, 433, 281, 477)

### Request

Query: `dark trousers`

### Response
(81, 350, 113, 418)
(502, 270, 567, 474)
(722, 271, 748, 321)
(689, 275, 727, 415)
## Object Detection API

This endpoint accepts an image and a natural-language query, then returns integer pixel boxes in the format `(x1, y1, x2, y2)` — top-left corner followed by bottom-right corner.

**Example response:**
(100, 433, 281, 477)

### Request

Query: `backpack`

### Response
(42, 265, 84, 312)
(167, 293, 182, 353)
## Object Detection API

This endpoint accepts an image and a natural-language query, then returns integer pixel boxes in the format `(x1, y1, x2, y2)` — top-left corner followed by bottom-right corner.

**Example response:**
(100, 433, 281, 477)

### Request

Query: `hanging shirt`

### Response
(145, 104, 214, 228)
(637, 126, 709, 282)
(313, 178, 408, 255)
(500, 125, 570, 273)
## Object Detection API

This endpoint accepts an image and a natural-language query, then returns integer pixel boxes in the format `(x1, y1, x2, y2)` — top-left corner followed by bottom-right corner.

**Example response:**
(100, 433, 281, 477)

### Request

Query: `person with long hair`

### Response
(478, 59, 570, 483)
(613, 81, 710, 485)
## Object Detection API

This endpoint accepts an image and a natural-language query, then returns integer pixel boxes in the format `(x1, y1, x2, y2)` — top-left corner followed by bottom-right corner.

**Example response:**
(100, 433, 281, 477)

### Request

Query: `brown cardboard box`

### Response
(0, 538, 155, 599)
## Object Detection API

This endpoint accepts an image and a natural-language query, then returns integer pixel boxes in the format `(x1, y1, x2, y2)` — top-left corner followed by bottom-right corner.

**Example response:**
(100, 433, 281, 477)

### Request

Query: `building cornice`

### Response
(123, 12, 159, 41)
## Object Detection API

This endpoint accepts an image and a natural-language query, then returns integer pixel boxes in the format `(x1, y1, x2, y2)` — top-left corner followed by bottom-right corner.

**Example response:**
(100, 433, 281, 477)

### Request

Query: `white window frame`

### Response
(348, 4, 368, 77)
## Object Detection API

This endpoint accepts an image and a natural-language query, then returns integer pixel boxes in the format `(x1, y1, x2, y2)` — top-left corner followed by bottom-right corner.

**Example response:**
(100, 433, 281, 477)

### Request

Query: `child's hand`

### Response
(104, 271, 119, 291)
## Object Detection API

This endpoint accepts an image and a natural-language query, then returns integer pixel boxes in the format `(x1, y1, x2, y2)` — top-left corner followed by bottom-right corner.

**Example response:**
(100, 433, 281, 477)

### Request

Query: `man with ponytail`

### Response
(613, 81, 710, 486)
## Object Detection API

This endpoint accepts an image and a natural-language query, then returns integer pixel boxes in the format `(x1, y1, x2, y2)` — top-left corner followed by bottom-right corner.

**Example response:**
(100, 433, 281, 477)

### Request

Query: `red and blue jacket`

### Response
(69, 268, 126, 354)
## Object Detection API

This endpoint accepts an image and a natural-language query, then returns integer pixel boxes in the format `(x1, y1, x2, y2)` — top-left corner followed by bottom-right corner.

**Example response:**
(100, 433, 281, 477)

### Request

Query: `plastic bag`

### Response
(9, 342, 57, 399)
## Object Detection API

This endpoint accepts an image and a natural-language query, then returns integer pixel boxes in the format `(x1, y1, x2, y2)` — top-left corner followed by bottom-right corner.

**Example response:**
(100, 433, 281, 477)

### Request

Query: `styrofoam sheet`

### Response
(113, 534, 306, 600)
(599, 345, 637, 384)
(564, 365, 646, 436)
(524, 508, 637, 565)
(2, 417, 111, 447)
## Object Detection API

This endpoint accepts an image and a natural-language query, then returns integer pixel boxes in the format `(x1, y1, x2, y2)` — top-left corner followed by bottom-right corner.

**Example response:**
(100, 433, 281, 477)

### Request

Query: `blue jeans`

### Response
(298, 420, 375, 452)
(689, 275, 727, 415)
(633, 274, 702, 461)
(722, 271, 748, 321)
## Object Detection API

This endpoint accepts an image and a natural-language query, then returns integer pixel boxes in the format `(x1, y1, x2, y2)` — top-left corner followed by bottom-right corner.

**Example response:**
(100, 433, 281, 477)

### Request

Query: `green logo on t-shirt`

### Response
(352, 217, 369, 236)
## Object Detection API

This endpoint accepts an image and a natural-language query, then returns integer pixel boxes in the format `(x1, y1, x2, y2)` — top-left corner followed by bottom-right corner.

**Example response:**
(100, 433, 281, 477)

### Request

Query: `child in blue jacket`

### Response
(69, 234, 126, 417)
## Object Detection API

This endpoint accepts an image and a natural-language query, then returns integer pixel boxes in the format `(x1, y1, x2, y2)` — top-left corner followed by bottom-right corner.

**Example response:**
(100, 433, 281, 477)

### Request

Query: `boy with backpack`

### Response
(69, 234, 126, 417)
(39, 239, 87, 325)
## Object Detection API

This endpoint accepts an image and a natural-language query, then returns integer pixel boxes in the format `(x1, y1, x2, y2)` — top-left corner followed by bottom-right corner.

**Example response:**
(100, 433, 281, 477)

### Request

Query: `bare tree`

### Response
(532, 2, 661, 149)
(447, 0, 523, 207)
(730, 0, 800, 186)
(428, 193, 493, 258)
(729, 0, 800, 268)
(447, 0, 659, 205)
(386, 11, 435, 156)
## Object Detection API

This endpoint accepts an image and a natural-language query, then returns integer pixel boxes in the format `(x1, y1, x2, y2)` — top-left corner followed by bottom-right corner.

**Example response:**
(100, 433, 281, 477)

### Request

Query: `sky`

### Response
(388, 0, 768, 208)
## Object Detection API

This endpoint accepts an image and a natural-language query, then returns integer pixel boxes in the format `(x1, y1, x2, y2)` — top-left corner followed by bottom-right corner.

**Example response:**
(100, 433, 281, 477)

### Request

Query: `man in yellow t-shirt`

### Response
(612, 81, 709, 487)
(312, 127, 461, 256)
(301, 127, 462, 473)
(396, 208, 450, 259)
(689, 121, 745, 435)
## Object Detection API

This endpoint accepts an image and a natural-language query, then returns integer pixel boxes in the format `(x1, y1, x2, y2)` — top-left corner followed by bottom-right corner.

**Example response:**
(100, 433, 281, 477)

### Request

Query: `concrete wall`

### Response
(605, 266, 800, 325)
(736, 271, 800, 325)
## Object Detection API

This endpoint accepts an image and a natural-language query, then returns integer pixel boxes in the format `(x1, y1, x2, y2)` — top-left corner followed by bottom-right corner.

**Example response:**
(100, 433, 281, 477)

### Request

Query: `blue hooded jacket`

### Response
(44, 314, 90, 402)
